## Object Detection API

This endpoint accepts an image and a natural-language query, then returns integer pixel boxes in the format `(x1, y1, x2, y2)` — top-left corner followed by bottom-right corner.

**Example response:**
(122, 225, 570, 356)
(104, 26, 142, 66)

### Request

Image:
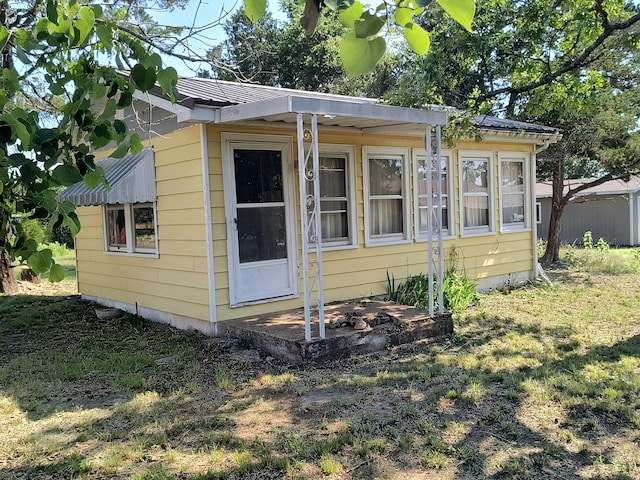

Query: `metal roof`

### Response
(134, 75, 560, 138)
(58, 149, 156, 206)
(536, 177, 640, 198)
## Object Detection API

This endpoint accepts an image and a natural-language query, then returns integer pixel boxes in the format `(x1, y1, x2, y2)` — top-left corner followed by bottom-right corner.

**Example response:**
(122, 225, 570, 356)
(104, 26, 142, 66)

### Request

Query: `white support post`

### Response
(426, 126, 435, 316)
(296, 113, 325, 341)
(435, 125, 444, 314)
(425, 125, 445, 316)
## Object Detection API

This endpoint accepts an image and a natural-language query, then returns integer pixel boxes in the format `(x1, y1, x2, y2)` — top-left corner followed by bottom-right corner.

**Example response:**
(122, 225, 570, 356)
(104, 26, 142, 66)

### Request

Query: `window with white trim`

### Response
(105, 203, 158, 254)
(306, 146, 357, 248)
(460, 152, 494, 235)
(413, 149, 454, 240)
(363, 147, 411, 245)
(499, 153, 529, 231)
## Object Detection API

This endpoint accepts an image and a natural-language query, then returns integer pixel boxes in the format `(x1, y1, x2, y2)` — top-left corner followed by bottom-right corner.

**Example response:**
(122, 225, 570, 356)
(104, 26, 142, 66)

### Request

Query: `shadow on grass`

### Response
(1, 295, 639, 479)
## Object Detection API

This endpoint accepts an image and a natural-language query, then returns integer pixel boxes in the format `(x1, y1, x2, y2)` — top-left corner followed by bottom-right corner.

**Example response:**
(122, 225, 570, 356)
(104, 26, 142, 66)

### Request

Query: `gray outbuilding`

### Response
(536, 177, 640, 246)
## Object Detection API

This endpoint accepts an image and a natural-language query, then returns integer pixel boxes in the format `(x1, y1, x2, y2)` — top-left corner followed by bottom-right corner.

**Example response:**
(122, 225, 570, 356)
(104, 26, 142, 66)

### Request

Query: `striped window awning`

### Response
(58, 149, 156, 206)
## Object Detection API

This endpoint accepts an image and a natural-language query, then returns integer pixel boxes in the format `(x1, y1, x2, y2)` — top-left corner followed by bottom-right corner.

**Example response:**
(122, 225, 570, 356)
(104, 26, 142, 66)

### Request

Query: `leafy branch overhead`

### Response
(243, 0, 476, 76)
(0, 0, 179, 290)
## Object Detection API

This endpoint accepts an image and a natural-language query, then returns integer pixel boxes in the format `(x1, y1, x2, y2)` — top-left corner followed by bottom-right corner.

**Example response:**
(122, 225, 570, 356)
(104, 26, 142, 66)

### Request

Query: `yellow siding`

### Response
(75, 125, 210, 321)
(74, 120, 538, 325)
(206, 125, 537, 322)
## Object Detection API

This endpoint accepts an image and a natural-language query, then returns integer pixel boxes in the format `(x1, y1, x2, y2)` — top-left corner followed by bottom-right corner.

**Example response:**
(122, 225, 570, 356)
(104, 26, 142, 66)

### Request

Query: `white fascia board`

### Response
(133, 91, 217, 123)
(217, 95, 448, 126)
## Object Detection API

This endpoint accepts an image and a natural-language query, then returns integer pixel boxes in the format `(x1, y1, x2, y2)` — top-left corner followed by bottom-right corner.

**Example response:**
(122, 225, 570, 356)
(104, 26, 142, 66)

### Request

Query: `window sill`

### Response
(460, 229, 495, 239)
(500, 226, 532, 234)
(105, 251, 160, 259)
(415, 234, 456, 243)
(365, 237, 412, 247)
(321, 242, 359, 252)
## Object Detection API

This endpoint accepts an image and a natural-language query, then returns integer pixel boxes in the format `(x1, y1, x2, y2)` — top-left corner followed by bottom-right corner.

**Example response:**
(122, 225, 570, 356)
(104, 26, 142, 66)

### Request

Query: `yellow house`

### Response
(59, 78, 561, 339)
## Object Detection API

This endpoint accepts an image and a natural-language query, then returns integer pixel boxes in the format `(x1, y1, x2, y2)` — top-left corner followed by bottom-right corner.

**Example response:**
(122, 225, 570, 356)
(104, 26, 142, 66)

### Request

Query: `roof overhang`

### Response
(137, 91, 448, 134)
(58, 149, 156, 207)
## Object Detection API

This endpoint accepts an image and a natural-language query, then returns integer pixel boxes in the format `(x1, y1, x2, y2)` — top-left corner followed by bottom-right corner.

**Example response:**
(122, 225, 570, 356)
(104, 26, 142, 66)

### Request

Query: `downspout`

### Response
(533, 140, 552, 286)
(199, 123, 218, 331)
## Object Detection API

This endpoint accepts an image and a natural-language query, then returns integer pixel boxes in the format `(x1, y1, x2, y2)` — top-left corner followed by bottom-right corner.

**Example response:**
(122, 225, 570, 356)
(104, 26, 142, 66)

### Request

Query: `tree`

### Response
(0, 0, 183, 293)
(209, 1, 401, 98)
(243, 0, 476, 76)
(382, 0, 640, 264)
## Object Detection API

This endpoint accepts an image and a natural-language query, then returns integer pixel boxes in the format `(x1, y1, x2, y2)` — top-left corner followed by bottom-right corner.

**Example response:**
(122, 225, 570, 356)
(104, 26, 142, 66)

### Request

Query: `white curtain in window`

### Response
(369, 157, 404, 236)
(462, 159, 489, 229)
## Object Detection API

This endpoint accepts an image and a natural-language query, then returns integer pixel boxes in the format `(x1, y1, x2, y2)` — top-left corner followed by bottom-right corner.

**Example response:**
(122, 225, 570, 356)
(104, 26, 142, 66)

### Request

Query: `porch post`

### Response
(435, 125, 444, 314)
(296, 113, 325, 341)
(425, 125, 445, 316)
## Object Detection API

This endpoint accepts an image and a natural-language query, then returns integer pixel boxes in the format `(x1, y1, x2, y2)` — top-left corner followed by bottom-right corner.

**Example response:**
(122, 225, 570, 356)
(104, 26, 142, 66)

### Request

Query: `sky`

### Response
(150, 0, 288, 75)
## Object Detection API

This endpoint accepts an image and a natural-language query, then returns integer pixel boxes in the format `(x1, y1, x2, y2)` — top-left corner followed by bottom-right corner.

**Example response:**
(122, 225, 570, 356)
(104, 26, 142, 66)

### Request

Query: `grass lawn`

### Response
(1, 248, 640, 479)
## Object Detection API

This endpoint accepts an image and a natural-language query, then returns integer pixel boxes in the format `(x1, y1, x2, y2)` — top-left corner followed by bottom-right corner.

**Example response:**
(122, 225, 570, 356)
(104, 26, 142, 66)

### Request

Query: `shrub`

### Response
(17, 218, 47, 244)
(387, 270, 478, 314)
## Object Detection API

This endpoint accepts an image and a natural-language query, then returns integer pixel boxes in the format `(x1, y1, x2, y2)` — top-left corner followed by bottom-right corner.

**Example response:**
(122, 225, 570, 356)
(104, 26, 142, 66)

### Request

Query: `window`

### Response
(306, 146, 357, 248)
(536, 202, 542, 224)
(105, 203, 158, 255)
(413, 149, 454, 240)
(363, 147, 411, 245)
(460, 151, 494, 235)
(499, 153, 529, 231)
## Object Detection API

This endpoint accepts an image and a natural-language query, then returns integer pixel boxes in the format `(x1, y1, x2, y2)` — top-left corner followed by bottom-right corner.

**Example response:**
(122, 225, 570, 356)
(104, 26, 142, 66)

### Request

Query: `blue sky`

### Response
(151, 0, 287, 75)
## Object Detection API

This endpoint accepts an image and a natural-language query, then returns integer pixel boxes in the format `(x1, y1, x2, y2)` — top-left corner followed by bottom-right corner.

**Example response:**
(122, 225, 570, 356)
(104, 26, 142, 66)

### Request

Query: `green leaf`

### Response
(394, 7, 413, 27)
(338, 1, 364, 28)
(3, 68, 20, 95)
(244, 0, 267, 23)
(63, 211, 81, 236)
(340, 32, 386, 76)
(403, 22, 430, 55)
(99, 98, 117, 121)
(110, 140, 130, 158)
(131, 63, 157, 92)
(46, 0, 57, 23)
(48, 263, 65, 282)
(157, 67, 178, 100)
(354, 12, 385, 38)
(52, 164, 83, 186)
(437, 0, 475, 32)
(73, 7, 95, 45)
(130, 133, 143, 153)
(96, 24, 112, 51)
(83, 167, 105, 189)
(0, 26, 9, 52)
(27, 249, 53, 275)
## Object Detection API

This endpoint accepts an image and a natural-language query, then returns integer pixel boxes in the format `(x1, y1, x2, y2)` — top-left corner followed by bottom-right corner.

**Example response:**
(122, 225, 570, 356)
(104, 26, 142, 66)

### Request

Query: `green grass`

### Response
(1, 249, 640, 478)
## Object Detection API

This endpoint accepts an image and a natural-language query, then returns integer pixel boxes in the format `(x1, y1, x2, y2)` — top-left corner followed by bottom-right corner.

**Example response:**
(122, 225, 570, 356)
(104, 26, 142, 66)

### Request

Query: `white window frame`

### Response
(412, 148, 455, 241)
(103, 202, 159, 257)
(498, 152, 530, 232)
(459, 151, 495, 237)
(310, 144, 358, 250)
(362, 146, 411, 246)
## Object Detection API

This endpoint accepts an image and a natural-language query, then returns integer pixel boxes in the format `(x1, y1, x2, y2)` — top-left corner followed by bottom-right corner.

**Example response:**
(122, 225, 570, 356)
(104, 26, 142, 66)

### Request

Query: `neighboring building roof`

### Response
(136, 75, 561, 140)
(536, 176, 640, 198)
(58, 149, 156, 206)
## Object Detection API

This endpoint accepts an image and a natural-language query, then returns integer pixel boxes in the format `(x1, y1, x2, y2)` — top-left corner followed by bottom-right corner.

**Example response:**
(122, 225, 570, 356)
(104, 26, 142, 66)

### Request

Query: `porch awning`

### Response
(58, 148, 156, 207)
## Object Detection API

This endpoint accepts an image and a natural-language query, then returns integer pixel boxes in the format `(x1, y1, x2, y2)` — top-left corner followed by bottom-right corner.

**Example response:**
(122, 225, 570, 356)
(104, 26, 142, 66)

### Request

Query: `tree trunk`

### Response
(0, 247, 17, 294)
(541, 157, 566, 265)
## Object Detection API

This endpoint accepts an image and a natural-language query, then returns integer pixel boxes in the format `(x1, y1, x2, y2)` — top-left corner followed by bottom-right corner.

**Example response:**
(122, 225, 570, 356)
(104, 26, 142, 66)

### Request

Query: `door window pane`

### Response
(237, 207, 287, 263)
(234, 150, 283, 203)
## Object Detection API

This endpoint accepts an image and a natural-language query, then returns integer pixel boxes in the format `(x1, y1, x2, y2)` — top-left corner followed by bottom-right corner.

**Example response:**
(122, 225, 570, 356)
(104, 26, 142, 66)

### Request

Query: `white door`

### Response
(223, 135, 298, 305)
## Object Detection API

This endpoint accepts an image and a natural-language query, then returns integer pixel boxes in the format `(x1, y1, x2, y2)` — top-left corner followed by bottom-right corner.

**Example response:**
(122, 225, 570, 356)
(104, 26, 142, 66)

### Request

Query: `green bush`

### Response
(18, 218, 47, 244)
(387, 270, 478, 314)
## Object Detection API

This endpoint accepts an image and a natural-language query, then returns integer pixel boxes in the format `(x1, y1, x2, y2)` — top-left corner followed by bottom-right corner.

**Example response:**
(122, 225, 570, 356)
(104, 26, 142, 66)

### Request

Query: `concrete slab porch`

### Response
(217, 299, 454, 364)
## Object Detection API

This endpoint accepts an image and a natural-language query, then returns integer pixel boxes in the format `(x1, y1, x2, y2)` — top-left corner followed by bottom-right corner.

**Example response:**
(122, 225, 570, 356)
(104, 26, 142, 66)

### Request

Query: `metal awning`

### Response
(58, 148, 156, 206)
